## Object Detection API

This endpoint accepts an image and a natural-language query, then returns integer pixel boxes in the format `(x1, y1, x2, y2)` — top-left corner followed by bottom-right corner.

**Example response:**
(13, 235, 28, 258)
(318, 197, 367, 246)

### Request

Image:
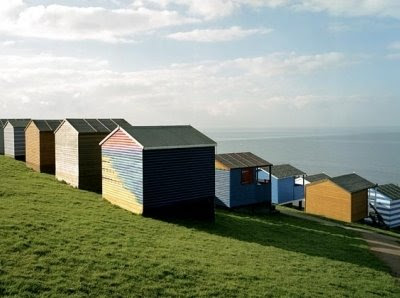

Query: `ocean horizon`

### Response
(205, 126, 400, 185)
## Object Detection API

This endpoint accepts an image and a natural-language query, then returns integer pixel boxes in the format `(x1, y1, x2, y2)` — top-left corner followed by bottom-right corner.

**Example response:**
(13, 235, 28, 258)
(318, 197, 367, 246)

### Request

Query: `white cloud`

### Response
(0, 51, 352, 124)
(0, 2, 198, 43)
(142, 0, 400, 19)
(167, 26, 272, 42)
(386, 53, 400, 60)
(388, 41, 400, 50)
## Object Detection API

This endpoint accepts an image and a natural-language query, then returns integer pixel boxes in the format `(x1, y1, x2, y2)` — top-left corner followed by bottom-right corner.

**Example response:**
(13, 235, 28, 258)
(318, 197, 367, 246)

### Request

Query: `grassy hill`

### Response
(0, 156, 399, 297)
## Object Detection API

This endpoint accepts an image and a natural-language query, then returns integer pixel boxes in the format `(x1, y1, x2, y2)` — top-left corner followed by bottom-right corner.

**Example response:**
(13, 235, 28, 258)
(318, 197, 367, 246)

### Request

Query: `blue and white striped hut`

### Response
(369, 184, 400, 228)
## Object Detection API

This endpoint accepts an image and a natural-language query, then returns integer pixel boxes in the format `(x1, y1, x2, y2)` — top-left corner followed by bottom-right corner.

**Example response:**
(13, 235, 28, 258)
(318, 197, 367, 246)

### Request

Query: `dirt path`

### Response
(279, 209, 400, 277)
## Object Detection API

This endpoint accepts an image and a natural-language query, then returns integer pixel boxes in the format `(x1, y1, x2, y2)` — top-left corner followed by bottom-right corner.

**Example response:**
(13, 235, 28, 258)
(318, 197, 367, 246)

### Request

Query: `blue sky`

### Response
(0, 0, 399, 128)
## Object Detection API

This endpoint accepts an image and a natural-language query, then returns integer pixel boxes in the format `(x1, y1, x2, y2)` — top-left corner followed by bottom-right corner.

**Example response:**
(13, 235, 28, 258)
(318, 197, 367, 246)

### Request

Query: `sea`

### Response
(205, 127, 400, 185)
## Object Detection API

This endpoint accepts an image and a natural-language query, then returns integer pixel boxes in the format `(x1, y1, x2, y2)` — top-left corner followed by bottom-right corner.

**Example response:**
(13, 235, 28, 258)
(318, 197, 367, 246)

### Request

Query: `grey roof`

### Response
(306, 173, 331, 183)
(30, 120, 62, 132)
(377, 184, 400, 200)
(266, 164, 306, 179)
(121, 125, 216, 150)
(4, 119, 31, 128)
(65, 119, 130, 134)
(216, 152, 272, 169)
(330, 173, 375, 193)
(0, 119, 8, 128)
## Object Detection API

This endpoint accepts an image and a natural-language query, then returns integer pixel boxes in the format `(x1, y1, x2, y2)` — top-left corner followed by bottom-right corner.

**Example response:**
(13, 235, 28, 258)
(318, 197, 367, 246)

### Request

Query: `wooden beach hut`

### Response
(55, 119, 130, 192)
(3, 119, 31, 160)
(369, 184, 400, 228)
(306, 173, 375, 223)
(259, 164, 306, 205)
(100, 125, 216, 218)
(215, 152, 273, 208)
(25, 120, 62, 174)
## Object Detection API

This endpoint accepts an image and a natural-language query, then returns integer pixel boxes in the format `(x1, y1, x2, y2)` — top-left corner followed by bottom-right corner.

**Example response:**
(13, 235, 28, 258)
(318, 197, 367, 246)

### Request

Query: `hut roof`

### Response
(28, 120, 62, 132)
(216, 152, 272, 169)
(58, 119, 130, 134)
(376, 184, 400, 200)
(330, 173, 375, 193)
(4, 119, 31, 128)
(266, 164, 305, 179)
(103, 125, 216, 150)
(306, 173, 330, 183)
(0, 119, 8, 128)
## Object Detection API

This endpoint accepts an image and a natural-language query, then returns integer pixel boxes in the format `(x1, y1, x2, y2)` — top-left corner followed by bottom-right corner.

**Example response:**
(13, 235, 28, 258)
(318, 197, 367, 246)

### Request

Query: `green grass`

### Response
(0, 156, 399, 297)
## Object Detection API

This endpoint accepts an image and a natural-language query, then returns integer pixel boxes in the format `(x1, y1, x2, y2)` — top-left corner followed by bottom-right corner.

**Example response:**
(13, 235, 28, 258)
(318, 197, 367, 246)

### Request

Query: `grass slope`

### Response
(0, 156, 399, 297)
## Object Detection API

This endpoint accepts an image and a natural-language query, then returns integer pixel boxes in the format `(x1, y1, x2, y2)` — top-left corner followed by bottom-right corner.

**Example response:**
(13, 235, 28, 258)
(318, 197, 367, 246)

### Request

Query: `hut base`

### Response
(144, 197, 215, 222)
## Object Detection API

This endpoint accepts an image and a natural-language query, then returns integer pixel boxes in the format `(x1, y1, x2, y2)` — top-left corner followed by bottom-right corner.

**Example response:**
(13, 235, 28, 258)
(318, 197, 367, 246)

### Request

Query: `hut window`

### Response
(241, 168, 253, 185)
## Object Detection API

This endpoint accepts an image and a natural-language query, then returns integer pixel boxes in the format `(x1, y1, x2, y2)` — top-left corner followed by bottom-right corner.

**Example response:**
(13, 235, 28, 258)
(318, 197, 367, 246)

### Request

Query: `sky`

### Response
(0, 0, 399, 128)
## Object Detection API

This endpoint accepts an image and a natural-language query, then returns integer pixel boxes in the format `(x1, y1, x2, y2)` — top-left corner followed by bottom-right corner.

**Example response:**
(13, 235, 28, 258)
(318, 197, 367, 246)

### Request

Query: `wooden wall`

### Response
(4, 124, 14, 158)
(0, 127, 4, 155)
(215, 169, 231, 207)
(306, 180, 353, 222)
(25, 123, 40, 172)
(102, 129, 144, 214)
(55, 122, 79, 187)
(351, 190, 368, 222)
(79, 133, 109, 193)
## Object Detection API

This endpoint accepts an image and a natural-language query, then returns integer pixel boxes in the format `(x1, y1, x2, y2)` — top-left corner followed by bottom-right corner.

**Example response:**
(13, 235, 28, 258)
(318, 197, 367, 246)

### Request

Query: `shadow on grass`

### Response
(157, 209, 390, 274)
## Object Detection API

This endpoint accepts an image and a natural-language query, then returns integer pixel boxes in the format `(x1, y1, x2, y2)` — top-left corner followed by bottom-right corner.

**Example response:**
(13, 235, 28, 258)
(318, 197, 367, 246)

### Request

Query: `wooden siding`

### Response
(0, 127, 4, 155)
(4, 124, 14, 158)
(369, 189, 400, 228)
(25, 123, 41, 172)
(229, 168, 270, 207)
(306, 180, 353, 222)
(215, 169, 231, 207)
(102, 129, 143, 214)
(142, 147, 215, 211)
(39, 132, 57, 174)
(351, 190, 368, 222)
(55, 122, 79, 187)
(78, 133, 109, 192)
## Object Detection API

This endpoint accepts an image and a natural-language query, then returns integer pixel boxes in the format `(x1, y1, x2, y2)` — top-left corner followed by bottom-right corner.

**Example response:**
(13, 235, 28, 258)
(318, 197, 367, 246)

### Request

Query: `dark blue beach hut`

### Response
(259, 164, 306, 205)
(100, 125, 216, 219)
(215, 152, 273, 208)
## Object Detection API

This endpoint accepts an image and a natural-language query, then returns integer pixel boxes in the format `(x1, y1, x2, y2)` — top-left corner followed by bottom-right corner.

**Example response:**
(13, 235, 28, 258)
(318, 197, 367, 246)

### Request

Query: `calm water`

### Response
(205, 127, 400, 185)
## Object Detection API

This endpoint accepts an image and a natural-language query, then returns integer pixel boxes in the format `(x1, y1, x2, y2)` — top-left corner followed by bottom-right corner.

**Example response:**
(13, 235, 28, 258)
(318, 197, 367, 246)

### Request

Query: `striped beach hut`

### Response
(306, 173, 375, 223)
(3, 119, 31, 160)
(55, 119, 130, 192)
(215, 152, 273, 208)
(369, 184, 400, 228)
(25, 120, 62, 174)
(259, 164, 306, 205)
(100, 125, 216, 218)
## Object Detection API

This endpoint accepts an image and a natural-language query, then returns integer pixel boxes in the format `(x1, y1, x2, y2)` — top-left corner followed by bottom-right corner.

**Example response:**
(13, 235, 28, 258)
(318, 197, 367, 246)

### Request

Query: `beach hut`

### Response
(25, 120, 62, 174)
(215, 152, 273, 208)
(55, 119, 130, 192)
(100, 125, 216, 218)
(306, 173, 375, 223)
(3, 119, 31, 160)
(259, 164, 306, 205)
(369, 184, 400, 228)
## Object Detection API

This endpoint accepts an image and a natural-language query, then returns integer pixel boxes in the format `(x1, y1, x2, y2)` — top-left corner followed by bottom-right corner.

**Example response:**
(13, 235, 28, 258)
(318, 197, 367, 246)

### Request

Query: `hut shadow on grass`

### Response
(160, 209, 391, 274)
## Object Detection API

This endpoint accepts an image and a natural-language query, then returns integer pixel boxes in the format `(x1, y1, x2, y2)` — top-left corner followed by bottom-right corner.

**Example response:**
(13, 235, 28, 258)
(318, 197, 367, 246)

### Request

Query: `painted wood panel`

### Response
(4, 124, 15, 158)
(13, 128, 26, 159)
(142, 147, 215, 211)
(79, 133, 109, 192)
(0, 127, 4, 155)
(39, 132, 57, 174)
(215, 169, 231, 207)
(55, 122, 79, 187)
(25, 123, 41, 172)
(102, 129, 143, 214)
(306, 180, 353, 222)
(351, 190, 368, 222)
